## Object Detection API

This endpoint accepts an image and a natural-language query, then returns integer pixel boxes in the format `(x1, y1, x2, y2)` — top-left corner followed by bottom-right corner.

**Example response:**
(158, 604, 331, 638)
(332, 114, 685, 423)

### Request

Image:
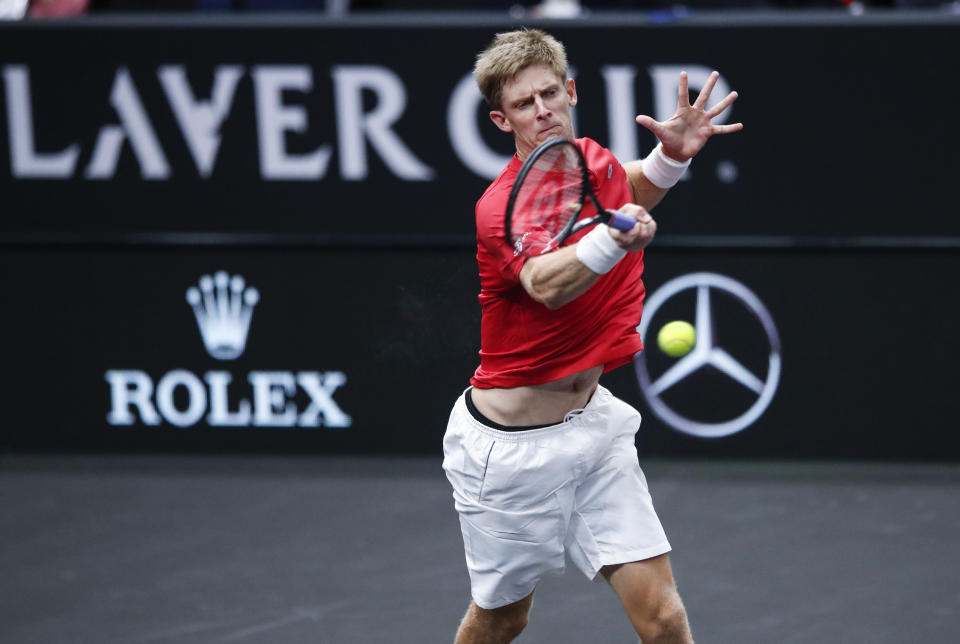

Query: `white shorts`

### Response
(442, 385, 671, 610)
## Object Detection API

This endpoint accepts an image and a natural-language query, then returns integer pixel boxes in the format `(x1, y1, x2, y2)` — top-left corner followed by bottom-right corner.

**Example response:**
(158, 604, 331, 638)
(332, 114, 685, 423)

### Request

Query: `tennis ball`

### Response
(657, 320, 696, 358)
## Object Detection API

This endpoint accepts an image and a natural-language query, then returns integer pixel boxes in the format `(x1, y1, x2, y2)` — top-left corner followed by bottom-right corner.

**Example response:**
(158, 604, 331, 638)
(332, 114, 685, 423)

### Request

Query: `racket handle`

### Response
(608, 210, 637, 232)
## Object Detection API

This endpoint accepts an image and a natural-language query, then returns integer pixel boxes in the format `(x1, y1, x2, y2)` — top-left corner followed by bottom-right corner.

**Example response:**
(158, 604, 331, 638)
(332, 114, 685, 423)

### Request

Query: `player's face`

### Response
(490, 63, 578, 161)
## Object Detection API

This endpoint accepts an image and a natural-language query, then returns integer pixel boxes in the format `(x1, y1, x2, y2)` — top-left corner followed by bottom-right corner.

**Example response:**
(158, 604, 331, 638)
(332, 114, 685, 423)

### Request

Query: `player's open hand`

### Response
(634, 71, 742, 162)
(609, 204, 656, 252)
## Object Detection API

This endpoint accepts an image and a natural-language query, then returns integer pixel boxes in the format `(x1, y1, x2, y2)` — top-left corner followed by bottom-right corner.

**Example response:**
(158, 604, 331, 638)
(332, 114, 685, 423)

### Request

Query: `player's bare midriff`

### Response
(470, 364, 604, 427)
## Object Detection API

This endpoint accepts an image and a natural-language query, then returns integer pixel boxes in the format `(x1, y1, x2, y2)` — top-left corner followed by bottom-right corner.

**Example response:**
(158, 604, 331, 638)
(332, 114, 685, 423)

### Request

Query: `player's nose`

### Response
(534, 96, 551, 118)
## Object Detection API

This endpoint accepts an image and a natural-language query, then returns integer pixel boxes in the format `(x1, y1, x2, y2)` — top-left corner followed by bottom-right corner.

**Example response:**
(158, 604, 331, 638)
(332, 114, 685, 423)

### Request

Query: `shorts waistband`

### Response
(464, 387, 557, 433)
(458, 385, 608, 442)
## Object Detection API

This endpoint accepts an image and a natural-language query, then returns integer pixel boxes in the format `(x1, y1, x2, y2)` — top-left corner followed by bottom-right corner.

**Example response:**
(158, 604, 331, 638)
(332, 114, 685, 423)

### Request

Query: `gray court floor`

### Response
(1, 454, 958, 643)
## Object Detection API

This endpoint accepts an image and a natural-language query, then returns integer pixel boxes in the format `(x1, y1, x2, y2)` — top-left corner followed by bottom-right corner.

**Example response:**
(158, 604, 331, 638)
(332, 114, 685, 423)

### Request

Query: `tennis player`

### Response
(442, 29, 741, 643)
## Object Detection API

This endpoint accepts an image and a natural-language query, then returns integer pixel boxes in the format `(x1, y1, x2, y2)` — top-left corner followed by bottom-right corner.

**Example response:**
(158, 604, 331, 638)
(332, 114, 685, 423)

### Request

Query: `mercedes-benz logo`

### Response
(635, 272, 781, 438)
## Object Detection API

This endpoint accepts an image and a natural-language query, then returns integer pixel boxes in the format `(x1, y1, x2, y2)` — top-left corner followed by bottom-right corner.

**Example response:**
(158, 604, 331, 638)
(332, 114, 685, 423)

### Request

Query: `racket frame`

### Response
(505, 137, 633, 257)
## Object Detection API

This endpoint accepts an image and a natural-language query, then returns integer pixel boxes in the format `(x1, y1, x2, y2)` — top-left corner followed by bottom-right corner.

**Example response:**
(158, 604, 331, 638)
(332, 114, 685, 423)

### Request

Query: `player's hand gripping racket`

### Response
(505, 137, 636, 257)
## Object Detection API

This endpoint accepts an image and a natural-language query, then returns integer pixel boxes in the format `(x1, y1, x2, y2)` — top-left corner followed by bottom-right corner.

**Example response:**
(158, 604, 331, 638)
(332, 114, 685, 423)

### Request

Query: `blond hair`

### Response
(473, 29, 568, 110)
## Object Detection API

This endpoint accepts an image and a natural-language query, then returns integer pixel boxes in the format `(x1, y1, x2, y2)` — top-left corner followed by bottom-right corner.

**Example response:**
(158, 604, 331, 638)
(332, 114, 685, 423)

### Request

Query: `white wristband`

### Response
(641, 143, 691, 189)
(576, 224, 627, 274)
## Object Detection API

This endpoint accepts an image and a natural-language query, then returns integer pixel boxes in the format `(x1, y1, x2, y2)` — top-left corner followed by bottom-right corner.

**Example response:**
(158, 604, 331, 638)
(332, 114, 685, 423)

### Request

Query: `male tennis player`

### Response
(442, 29, 741, 643)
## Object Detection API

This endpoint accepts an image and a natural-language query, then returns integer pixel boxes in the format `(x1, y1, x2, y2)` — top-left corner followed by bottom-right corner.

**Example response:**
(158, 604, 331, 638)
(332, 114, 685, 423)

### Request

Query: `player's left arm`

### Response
(624, 70, 743, 208)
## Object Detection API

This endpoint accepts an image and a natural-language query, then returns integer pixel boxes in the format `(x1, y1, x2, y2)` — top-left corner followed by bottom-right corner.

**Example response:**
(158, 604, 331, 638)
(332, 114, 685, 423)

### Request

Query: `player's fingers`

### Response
(693, 71, 719, 109)
(634, 114, 661, 136)
(712, 122, 744, 134)
(632, 218, 658, 250)
(705, 91, 738, 118)
(617, 203, 649, 220)
(677, 71, 690, 108)
(618, 207, 655, 240)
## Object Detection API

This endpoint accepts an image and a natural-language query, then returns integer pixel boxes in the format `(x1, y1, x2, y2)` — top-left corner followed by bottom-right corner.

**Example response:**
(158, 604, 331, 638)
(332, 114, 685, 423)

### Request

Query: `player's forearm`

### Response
(624, 161, 669, 210)
(519, 246, 600, 310)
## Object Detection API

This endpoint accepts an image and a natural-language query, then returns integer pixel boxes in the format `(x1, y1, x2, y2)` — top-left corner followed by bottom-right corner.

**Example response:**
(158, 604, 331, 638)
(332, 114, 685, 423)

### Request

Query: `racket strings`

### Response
(511, 146, 583, 256)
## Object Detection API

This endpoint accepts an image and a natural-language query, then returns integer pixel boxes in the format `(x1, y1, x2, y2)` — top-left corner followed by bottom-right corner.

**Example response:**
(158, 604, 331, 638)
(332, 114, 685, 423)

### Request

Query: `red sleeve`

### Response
(579, 137, 624, 203)
(476, 186, 526, 284)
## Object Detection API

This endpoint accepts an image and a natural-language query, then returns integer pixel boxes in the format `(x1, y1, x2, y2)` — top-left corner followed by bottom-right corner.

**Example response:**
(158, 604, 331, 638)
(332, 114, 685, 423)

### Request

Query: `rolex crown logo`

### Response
(185, 271, 260, 360)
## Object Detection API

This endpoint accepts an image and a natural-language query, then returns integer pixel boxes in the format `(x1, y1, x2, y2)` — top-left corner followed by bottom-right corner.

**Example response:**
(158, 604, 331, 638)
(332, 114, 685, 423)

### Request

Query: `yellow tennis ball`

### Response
(657, 320, 696, 358)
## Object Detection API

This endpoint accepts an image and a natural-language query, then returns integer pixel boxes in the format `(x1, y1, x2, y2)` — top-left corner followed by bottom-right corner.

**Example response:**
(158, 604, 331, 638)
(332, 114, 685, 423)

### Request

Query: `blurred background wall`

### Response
(1, 3, 958, 458)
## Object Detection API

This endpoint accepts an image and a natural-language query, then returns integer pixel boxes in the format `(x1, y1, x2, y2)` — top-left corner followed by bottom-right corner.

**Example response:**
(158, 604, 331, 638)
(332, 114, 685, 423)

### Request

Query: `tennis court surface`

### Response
(2, 454, 957, 643)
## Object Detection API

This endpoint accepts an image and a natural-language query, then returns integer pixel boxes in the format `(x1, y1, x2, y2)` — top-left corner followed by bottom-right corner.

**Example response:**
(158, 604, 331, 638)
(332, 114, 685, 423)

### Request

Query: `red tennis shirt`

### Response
(471, 137, 646, 389)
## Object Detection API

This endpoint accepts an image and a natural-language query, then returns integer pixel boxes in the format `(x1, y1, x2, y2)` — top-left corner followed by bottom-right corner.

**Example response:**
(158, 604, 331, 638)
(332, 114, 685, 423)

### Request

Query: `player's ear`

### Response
(566, 79, 578, 107)
(490, 110, 512, 133)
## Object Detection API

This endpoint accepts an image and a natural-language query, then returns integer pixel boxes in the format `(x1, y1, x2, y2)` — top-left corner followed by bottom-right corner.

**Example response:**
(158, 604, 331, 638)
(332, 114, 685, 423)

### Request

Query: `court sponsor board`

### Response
(634, 272, 782, 439)
(2, 247, 958, 460)
(104, 270, 352, 430)
(0, 17, 957, 244)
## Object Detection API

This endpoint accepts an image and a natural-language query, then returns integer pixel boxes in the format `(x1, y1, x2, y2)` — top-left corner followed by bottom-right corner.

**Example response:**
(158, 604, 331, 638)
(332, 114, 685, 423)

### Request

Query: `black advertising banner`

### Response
(615, 248, 960, 461)
(2, 247, 959, 460)
(0, 248, 481, 453)
(2, 15, 959, 460)
(0, 15, 958, 244)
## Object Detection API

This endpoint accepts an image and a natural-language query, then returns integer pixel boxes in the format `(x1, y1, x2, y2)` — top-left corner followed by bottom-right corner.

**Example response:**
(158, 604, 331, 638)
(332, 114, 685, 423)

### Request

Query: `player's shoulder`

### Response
(477, 176, 509, 209)
(476, 162, 517, 217)
(577, 137, 624, 189)
(577, 137, 617, 165)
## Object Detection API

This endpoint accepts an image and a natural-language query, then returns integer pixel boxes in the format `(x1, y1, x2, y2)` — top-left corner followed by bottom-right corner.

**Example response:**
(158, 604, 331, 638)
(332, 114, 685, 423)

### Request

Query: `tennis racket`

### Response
(505, 137, 636, 258)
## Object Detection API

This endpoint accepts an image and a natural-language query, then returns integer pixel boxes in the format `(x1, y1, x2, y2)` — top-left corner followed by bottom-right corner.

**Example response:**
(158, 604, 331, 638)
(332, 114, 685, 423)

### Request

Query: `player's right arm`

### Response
(519, 204, 656, 310)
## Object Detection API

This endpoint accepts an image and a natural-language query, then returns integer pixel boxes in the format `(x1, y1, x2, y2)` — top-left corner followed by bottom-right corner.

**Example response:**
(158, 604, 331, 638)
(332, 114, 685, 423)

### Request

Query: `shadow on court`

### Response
(1, 454, 957, 643)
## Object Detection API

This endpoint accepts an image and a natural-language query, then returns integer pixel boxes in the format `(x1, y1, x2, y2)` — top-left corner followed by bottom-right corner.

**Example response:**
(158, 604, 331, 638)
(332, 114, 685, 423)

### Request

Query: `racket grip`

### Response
(608, 210, 637, 232)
